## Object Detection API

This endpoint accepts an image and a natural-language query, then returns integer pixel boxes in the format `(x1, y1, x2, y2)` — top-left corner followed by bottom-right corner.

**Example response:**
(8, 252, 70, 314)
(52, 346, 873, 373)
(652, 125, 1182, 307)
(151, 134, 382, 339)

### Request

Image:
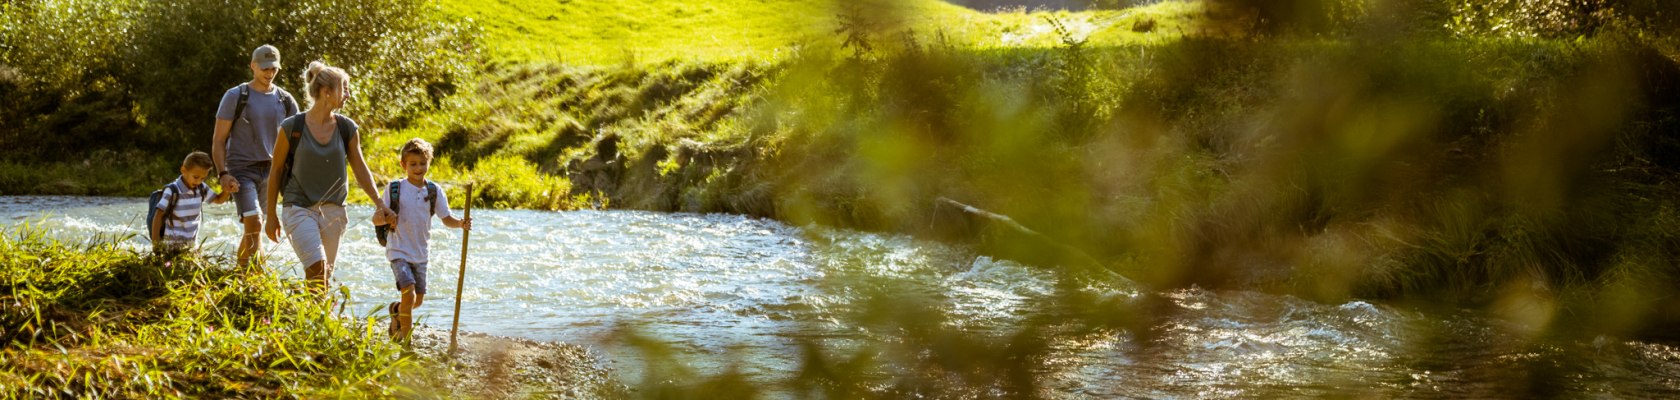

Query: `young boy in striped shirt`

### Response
(151, 151, 231, 251)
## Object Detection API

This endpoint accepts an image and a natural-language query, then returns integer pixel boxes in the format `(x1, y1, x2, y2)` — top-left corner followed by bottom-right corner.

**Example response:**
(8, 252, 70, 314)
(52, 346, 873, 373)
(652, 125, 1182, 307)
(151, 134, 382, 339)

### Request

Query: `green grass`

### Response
(0, 225, 615, 397)
(440, 0, 1211, 64)
(0, 226, 412, 397)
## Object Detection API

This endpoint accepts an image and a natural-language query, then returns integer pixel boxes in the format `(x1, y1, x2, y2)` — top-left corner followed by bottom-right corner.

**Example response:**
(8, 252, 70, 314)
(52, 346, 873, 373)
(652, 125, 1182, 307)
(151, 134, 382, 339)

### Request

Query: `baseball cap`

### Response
(252, 45, 280, 69)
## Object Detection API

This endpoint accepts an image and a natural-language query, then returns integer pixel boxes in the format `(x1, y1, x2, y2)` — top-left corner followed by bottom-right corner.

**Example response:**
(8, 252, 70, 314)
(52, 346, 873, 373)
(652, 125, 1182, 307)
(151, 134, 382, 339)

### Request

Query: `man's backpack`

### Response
(146, 180, 211, 243)
(230, 82, 298, 129)
(375, 180, 439, 247)
(276, 114, 353, 192)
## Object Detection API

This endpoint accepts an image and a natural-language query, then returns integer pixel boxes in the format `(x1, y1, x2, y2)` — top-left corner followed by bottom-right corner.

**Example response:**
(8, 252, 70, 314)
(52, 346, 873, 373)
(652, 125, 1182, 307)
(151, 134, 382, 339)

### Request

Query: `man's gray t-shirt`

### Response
(216, 85, 291, 171)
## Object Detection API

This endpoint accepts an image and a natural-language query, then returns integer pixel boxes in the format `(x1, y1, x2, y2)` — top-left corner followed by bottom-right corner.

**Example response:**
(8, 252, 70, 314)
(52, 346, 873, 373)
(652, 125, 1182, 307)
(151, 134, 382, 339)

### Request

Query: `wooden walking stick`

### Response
(449, 183, 474, 356)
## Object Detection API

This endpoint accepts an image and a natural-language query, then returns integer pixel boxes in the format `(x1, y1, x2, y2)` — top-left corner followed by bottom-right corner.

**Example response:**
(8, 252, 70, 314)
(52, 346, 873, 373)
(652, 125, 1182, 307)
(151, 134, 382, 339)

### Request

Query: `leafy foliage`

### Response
(0, 0, 479, 162)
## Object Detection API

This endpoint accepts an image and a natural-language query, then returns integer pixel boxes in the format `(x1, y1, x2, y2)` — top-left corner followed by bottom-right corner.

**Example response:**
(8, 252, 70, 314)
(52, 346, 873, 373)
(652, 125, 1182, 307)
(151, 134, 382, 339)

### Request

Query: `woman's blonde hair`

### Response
(301, 61, 349, 108)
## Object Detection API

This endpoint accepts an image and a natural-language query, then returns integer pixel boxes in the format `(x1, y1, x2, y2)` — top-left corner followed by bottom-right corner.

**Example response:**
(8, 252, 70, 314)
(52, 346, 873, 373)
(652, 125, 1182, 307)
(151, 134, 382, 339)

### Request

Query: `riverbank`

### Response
(0, 228, 620, 398)
(407, 328, 625, 398)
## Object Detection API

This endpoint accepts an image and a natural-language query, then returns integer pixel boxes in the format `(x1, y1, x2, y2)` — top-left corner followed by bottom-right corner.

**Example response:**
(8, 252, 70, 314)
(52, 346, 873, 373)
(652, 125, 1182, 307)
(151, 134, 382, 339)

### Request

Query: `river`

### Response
(4, 196, 1679, 398)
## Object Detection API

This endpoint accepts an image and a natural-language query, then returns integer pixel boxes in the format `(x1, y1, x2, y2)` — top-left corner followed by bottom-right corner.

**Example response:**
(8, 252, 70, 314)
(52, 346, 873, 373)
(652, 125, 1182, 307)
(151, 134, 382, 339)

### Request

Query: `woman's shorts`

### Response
(281, 204, 347, 268)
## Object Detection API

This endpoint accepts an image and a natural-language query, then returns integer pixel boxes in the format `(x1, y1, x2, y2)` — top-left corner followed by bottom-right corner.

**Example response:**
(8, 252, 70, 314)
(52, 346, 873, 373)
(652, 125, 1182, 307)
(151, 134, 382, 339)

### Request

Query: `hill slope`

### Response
(440, 0, 1206, 64)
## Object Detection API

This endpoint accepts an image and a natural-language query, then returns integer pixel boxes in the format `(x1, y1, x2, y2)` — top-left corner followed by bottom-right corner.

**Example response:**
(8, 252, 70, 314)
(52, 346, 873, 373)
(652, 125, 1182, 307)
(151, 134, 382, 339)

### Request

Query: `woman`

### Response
(264, 60, 395, 290)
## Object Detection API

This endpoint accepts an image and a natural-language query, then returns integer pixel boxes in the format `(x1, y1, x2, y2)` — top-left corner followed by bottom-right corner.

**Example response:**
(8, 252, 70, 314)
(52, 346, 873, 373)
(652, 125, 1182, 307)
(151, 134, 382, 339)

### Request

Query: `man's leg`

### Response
(238, 215, 261, 268)
(232, 171, 267, 269)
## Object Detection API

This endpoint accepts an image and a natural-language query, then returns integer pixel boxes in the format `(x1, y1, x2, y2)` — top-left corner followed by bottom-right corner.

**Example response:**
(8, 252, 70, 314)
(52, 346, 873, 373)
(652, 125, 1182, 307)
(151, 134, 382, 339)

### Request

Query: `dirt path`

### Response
(405, 328, 628, 398)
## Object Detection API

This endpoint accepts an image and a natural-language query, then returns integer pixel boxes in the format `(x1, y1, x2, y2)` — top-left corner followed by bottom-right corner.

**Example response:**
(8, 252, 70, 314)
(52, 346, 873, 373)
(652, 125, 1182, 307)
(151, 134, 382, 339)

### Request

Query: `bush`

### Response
(0, 0, 479, 162)
(126, 0, 480, 134)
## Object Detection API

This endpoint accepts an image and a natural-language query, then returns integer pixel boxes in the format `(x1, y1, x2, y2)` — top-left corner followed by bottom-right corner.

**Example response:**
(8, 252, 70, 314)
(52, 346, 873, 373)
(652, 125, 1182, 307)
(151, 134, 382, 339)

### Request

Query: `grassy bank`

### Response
(0, 226, 617, 398)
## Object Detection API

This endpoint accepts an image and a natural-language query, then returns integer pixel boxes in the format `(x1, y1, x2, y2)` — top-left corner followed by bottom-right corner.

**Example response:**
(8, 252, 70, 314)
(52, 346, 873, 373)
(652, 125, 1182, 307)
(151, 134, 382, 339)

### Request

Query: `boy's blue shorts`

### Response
(391, 260, 428, 295)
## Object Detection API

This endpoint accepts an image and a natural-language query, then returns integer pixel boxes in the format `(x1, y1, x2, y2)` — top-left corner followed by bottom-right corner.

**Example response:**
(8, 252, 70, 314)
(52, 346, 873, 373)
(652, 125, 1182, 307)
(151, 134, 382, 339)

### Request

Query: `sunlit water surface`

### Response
(5, 196, 1679, 398)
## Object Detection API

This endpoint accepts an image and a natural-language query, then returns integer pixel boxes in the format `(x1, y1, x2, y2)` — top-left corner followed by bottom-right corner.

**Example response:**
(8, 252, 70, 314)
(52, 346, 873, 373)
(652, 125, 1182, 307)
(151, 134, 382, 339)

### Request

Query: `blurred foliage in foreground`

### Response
(569, 2, 1680, 396)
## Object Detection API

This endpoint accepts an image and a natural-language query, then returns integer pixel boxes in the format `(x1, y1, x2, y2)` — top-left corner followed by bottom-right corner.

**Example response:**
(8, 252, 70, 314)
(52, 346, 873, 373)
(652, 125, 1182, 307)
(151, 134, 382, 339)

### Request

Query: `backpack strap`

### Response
(424, 181, 440, 217)
(277, 87, 299, 116)
(234, 83, 299, 124)
(162, 181, 185, 229)
(279, 116, 304, 189)
(388, 181, 404, 215)
(335, 114, 354, 153)
(230, 83, 251, 125)
(197, 182, 211, 203)
(280, 114, 354, 189)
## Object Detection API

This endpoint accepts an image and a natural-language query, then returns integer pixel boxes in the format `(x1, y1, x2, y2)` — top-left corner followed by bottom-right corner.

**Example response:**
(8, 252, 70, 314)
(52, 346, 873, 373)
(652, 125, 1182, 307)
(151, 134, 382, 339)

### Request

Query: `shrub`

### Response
(0, 0, 479, 162)
(126, 0, 480, 133)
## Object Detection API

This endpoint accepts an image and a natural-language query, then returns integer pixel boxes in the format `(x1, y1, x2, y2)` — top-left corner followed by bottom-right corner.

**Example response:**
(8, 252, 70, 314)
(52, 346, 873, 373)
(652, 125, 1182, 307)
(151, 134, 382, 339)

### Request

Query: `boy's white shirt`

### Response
(382, 179, 453, 263)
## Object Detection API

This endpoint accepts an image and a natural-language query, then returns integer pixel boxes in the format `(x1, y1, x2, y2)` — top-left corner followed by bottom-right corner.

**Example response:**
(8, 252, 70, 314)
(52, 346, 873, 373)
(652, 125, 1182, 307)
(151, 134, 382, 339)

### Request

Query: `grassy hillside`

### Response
(440, 0, 1208, 64)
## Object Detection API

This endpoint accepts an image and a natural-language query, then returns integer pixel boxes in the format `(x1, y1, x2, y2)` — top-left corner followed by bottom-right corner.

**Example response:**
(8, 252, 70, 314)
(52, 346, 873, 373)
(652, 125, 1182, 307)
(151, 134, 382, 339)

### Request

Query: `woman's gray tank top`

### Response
(282, 115, 354, 207)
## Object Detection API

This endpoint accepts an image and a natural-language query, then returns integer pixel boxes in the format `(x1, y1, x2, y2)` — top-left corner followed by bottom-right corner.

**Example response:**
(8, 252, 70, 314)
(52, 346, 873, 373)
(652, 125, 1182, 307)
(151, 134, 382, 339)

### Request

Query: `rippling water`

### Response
(6, 196, 1680, 398)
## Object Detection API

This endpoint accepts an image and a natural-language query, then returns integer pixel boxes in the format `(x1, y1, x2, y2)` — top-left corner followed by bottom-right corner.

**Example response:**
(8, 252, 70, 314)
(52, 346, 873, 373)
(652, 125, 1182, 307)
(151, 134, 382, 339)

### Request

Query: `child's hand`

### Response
(377, 207, 397, 226)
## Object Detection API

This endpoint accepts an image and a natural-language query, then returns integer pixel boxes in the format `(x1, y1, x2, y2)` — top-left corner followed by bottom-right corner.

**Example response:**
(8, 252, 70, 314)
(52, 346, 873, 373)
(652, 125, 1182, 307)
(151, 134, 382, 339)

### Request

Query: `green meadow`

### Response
(441, 0, 1208, 64)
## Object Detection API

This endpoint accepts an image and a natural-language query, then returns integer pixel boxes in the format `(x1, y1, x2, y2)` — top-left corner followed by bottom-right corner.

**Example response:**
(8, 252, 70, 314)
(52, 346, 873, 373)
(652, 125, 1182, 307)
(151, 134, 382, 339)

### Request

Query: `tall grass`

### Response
(0, 224, 417, 397)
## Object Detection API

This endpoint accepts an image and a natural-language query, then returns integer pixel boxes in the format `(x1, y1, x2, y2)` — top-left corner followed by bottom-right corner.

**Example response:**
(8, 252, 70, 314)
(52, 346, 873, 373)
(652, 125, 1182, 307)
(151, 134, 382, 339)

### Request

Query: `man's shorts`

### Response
(391, 259, 429, 295)
(228, 163, 270, 220)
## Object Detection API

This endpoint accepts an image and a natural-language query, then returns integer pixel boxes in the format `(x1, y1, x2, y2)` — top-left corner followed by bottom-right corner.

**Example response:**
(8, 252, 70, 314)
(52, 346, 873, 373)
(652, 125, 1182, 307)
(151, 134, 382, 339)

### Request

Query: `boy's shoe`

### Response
(387, 301, 401, 338)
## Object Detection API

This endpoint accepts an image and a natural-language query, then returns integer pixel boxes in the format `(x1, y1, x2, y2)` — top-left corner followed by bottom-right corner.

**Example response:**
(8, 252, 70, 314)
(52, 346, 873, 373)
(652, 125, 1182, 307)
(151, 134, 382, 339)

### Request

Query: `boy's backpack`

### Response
(375, 180, 439, 247)
(146, 180, 211, 243)
(230, 82, 299, 129)
(276, 114, 353, 192)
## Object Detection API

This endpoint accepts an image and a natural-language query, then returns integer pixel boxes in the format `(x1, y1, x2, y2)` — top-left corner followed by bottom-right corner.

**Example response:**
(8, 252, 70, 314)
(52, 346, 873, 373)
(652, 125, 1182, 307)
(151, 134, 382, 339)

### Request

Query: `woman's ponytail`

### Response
(300, 61, 346, 109)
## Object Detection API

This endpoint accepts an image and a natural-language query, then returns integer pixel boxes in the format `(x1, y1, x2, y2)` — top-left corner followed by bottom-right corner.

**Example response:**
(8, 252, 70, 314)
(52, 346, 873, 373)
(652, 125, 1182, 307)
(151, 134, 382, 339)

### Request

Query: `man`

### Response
(212, 44, 299, 268)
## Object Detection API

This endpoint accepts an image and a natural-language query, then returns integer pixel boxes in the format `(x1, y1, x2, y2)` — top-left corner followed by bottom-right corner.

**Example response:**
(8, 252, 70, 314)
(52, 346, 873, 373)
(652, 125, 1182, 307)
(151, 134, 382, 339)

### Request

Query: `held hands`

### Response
(375, 206, 397, 226)
(219, 174, 239, 193)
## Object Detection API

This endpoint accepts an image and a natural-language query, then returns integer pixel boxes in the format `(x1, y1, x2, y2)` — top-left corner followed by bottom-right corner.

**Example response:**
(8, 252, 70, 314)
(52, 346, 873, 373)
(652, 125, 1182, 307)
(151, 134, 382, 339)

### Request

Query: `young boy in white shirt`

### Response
(371, 138, 470, 340)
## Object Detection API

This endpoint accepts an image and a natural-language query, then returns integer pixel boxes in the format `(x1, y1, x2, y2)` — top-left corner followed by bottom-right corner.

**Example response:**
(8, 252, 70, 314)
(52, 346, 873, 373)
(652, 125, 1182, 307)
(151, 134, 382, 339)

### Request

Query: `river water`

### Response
(5, 196, 1679, 398)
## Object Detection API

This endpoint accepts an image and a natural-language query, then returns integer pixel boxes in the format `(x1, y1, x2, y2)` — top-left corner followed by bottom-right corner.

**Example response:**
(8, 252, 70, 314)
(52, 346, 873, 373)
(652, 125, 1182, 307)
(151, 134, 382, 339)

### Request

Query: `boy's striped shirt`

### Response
(156, 178, 213, 247)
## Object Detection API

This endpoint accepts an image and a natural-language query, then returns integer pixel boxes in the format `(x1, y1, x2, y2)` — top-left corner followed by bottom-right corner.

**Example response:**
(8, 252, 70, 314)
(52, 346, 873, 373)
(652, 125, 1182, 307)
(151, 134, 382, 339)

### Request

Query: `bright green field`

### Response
(440, 0, 1208, 64)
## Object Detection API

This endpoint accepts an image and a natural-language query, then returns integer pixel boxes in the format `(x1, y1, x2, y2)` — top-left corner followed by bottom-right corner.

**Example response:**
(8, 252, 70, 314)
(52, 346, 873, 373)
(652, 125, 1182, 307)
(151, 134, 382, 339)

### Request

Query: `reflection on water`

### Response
(5, 196, 1680, 398)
